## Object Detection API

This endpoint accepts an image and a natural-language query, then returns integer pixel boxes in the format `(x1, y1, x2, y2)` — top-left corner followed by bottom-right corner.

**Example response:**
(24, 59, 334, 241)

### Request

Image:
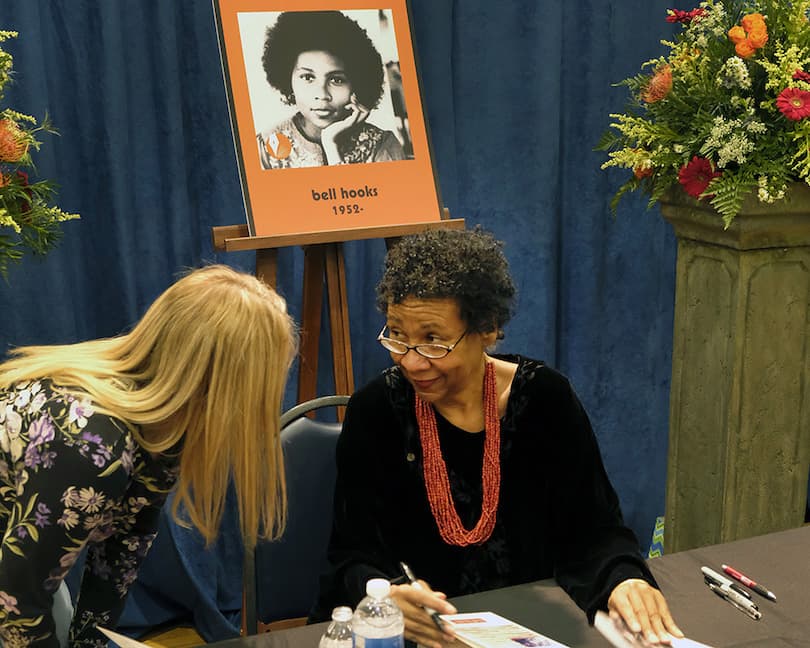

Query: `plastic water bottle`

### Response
(318, 606, 354, 648)
(352, 578, 405, 648)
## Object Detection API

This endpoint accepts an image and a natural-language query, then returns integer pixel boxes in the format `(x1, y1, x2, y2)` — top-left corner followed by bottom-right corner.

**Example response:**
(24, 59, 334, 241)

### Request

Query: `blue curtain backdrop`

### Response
(0, 1, 677, 546)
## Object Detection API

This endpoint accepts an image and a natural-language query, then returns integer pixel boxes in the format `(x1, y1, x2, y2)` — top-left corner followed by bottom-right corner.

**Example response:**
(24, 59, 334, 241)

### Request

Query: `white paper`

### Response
(594, 611, 714, 648)
(97, 627, 153, 648)
(441, 611, 571, 648)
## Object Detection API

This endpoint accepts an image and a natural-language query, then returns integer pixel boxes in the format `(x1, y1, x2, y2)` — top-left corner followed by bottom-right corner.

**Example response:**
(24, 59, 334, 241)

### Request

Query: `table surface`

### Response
(208, 525, 810, 648)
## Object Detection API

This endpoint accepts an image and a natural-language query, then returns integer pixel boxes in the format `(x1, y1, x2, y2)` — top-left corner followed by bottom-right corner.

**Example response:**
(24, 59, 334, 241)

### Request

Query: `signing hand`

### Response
(607, 578, 684, 645)
(321, 93, 371, 164)
(390, 580, 457, 648)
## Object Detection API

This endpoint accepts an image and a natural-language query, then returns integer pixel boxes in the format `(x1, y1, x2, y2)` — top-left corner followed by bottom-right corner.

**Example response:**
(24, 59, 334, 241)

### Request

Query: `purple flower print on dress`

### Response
(28, 414, 55, 445)
(40, 449, 56, 468)
(91, 444, 112, 468)
(16, 526, 27, 539)
(24, 444, 42, 468)
(120, 440, 135, 475)
(0, 591, 20, 615)
(34, 502, 51, 528)
(80, 430, 102, 445)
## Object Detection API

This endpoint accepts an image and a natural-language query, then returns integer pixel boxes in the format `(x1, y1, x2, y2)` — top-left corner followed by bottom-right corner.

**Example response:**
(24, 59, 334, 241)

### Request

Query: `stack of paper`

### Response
(441, 612, 570, 648)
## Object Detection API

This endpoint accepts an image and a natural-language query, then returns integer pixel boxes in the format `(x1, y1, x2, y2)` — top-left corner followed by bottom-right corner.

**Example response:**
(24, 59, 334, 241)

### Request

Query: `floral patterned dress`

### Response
(257, 113, 405, 169)
(0, 380, 178, 648)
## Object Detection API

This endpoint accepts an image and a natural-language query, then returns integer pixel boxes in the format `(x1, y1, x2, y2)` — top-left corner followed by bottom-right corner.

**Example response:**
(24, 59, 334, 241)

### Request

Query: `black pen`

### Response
(399, 561, 448, 633)
(705, 580, 762, 620)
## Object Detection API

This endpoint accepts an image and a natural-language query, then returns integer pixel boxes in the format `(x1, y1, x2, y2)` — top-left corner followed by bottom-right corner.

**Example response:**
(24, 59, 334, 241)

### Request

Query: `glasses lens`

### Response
(379, 337, 408, 354)
(416, 345, 450, 359)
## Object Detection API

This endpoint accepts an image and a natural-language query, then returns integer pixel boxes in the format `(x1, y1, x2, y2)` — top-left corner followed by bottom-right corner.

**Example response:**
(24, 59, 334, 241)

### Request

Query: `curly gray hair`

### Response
(376, 228, 515, 334)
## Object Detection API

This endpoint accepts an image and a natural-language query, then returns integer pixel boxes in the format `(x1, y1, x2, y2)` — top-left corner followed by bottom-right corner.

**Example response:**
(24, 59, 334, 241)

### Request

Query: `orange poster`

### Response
(213, 0, 443, 237)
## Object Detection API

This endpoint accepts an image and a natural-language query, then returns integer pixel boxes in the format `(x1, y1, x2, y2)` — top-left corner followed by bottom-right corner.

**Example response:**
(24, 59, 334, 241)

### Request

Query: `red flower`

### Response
(776, 87, 810, 121)
(666, 8, 707, 24)
(14, 170, 33, 212)
(792, 69, 810, 83)
(678, 156, 720, 198)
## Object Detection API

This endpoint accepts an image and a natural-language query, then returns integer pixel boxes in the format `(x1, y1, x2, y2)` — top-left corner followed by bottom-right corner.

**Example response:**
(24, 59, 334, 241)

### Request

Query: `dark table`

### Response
(209, 526, 810, 647)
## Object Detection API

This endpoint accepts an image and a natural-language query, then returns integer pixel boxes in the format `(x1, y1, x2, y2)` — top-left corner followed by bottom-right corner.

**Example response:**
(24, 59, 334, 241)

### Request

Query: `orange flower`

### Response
(634, 165, 653, 179)
(0, 119, 28, 163)
(728, 25, 746, 44)
(741, 13, 765, 31)
(747, 25, 768, 48)
(642, 64, 672, 103)
(728, 13, 768, 58)
(735, 40, 757, 58)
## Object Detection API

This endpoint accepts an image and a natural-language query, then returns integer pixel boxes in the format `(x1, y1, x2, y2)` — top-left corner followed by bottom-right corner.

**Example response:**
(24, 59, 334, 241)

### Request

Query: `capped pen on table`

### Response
(722, 564, 777, 602)
(701, 566, 761, 621)
(704, 580, 762, 621)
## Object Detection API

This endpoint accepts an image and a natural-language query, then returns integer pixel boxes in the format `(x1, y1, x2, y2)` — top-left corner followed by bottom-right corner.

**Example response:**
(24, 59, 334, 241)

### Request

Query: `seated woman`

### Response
(257, 11, 406, 168)
(0, 265, 297, 648)
(311, 229, 682, 647)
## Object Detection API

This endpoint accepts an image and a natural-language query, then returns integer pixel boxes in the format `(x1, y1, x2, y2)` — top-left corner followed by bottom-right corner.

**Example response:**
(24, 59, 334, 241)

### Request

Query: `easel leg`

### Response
(298, 246, 325, 404)
(255, 249, 278, 287)
(325, 243, 354, 411)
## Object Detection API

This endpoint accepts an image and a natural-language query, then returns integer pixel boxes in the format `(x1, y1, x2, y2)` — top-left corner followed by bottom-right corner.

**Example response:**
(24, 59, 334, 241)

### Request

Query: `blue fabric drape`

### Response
(0, 0, 680, 586)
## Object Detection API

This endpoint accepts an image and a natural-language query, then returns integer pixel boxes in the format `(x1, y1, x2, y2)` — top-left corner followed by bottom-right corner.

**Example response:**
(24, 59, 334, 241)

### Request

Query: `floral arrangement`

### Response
(599, 0, 810, 226)
(0, 30, 78, 278)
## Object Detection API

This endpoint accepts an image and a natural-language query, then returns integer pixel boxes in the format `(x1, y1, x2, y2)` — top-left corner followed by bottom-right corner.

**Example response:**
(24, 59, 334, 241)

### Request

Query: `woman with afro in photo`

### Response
(257, 11, 406, 168)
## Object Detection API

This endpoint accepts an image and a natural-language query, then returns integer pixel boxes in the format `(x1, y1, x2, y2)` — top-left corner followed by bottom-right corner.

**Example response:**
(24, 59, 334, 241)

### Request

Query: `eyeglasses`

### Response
(377, 325, 468, 359)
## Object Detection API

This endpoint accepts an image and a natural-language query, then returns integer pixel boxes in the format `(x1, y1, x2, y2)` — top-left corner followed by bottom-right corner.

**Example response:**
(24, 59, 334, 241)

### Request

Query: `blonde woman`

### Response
(0, 265, 297, 648)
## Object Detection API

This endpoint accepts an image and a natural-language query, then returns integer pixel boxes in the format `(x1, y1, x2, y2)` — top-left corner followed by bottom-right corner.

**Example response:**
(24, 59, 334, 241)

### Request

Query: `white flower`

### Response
(28, 391, 47, 414)
(717, 56, 751, 89)
(68, 397, 94, 428)
(13, 388, 30, 409)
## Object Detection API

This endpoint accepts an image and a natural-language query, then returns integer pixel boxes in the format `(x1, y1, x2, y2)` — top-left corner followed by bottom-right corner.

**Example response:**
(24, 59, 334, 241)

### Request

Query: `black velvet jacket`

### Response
(310, 356, 655, 623)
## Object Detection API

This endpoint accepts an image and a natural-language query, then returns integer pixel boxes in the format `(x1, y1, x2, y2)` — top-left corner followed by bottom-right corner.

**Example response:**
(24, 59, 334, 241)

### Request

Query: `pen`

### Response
(722, 564, 777, 602)
(701, 567, 752, 599)
(701, 566, 734, 588)
(399, 562, 448, 633)
(705, 581, 762, 621)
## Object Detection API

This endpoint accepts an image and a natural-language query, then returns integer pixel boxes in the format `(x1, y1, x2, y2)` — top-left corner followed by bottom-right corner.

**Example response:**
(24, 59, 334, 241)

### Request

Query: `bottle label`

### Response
(353, 636, 404, 648)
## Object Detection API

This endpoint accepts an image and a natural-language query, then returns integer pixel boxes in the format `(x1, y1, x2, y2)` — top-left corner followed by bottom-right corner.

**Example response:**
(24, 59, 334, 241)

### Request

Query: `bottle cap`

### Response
(366, 578, 391, 599)
(332, 606, 353, 622)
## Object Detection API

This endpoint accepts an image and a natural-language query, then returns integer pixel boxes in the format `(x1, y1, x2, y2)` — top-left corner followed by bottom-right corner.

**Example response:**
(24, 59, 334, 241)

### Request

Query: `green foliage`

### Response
(597, 0, 810, 225)
(0, 30, 78, 279)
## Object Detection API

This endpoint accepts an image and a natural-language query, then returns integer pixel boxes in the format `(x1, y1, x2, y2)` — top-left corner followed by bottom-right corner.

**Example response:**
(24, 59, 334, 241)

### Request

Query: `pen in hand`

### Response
(399, 561, 451, 633)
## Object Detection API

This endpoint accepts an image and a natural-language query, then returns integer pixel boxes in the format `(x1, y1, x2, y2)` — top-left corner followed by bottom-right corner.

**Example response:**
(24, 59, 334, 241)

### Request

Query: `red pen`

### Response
(722, 564, 777, 602)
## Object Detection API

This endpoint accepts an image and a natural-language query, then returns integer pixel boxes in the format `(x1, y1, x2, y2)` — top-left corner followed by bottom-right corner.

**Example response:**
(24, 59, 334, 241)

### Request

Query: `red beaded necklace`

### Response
(415, 361, 501, 546)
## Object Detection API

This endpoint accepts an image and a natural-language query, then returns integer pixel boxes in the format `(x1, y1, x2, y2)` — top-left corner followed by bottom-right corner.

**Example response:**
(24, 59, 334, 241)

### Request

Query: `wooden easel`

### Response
(212, 216, 464, 416)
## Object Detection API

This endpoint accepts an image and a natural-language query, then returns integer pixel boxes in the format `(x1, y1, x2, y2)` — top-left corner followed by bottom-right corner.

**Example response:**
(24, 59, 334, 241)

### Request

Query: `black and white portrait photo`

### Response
(237, 9, 414, 169)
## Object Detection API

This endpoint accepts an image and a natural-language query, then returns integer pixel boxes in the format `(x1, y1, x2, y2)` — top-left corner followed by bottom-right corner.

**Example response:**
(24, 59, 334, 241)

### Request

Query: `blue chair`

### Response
(244, 395, 350, 635)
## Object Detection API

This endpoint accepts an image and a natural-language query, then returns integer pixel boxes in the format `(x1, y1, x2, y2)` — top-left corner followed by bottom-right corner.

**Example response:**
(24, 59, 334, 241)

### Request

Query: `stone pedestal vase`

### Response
(660, 184, 810, 554)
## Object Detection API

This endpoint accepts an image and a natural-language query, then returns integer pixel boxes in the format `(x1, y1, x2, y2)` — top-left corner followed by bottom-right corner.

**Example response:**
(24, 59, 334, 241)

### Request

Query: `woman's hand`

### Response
(607, 578, 684, 644)
(390, 581, 457, 648)
(321, 93, 370, 164)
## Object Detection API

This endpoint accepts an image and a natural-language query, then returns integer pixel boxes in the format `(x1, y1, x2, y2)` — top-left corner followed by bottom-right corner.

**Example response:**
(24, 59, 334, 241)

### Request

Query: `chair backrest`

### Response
(242, 395, 350, 635)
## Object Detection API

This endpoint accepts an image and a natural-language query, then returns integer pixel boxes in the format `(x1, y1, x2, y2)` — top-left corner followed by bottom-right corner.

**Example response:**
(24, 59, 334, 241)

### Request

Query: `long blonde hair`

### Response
(0, 264, 297, 547)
